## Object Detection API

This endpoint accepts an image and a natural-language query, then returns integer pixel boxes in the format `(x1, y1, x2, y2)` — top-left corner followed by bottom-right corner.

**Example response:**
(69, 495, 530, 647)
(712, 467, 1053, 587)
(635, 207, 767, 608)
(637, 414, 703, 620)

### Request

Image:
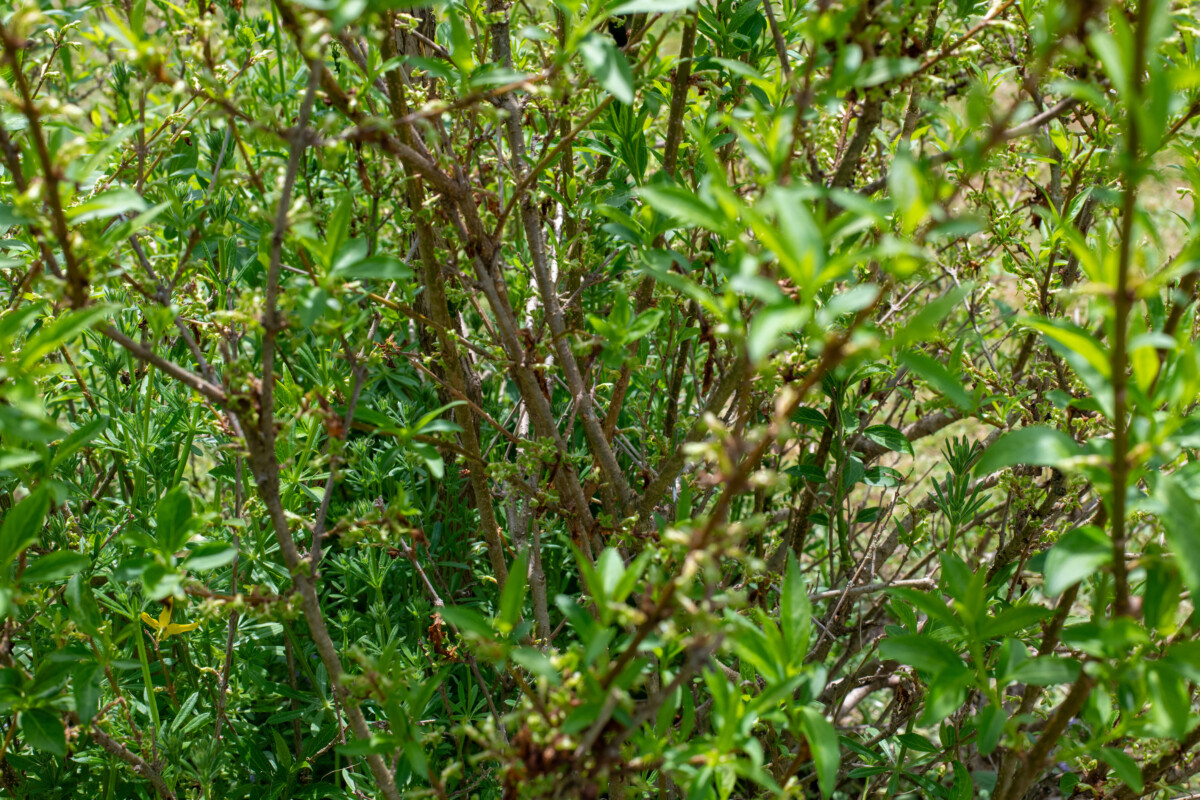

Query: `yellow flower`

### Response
(141, 605, 201, 641)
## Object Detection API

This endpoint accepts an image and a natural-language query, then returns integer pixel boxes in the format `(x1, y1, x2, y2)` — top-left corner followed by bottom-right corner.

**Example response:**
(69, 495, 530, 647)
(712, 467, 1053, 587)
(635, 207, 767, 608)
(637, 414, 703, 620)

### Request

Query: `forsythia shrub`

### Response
(2, 0, 1200, 798)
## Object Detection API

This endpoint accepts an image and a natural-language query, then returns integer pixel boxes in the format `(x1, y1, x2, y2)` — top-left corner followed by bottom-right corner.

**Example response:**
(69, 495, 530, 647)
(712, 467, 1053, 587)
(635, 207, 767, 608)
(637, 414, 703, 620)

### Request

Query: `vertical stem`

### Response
(378, 11, 510, 585)
(283, 633, 304, 759)
(488, 0, 634, 516)
(242, 30, 402, 800)
(761, 0, 794, 85)
(269, 0, 288, 97)
(134, 622, 161, 749)
(1110, 0, 1151, 619)
(529, 519, 552, 641)
(662, 11, 698, 179)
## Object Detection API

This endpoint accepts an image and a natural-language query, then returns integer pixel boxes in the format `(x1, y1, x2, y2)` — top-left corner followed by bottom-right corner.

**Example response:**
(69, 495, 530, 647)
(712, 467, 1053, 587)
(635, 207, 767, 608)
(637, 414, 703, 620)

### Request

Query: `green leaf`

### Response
(596, 548, 626, 600)
(975, 704, 1006, 755)
(639, 184, 734, 235)
(790, 407, 829, 428)
(19, 306, 114, 370)
(891, 286, 969, 349)
(1010, 656, 1079, 685)
(1152, 473, 1200, 599)
(337, 255, 413, 282)
(20, 709, 66, 757)
(950, 761, 974, 800)
(65, 574, 102, 637)
(0, 203, 32, 227)
(411, 441, 445, 480)
(22, 551, 89, 584)
(1043, 526, 1111, 596)
(922, 666, 974, 724)
(0, 489, 49, 570)
(896, 732, 939, 752)
(183, 542, 238, 571)
(898, 350, 975, 411)
(67, 187, 148, 223)
(973, 427, 1081, 475)
(862, 424, 914, 457)
(610, 0, 695, 12)
(611, 550, 651, 605)
(141, 562, 183, 600)
(171, 691, 201, 735)
(748, 306, 809, 363)
(411, 402, 466, 436)
(446, 8, 475, 73)
(753, 187, 825, 287)
(981, 605, 1049, 639)
(799, 706, 840, 799)
(864, 466, 903, 487)
(74, 662, 104, 723)
(888, 151, 927, 234)
(510, 647, 561, 684)
(298, 287, 329, 327)
(0, 450, 40, 471)
(50, 415, 109, 470)
(323, 194, 353, 264)
(438, 605, 493, 640)
(1027, 318, 1110, 379)
(786, 464, 827, 484)
(404, 739, 430, 780)
(1027, 318, 1113, 417)
(858, 57, 920, 87)
(497, 551, 528, 633)
(879, 634, 962, 674)
(1147, 664, 1190, 739)
(574, 545, 606, 609)
(625, 308, 664, 342)
(1088, 30, 1130, 102)
(337, 733, 396, 757)
(781, 552, 811, 665)
(578, 33, 635, 104)
(1098, 748, 1143, 794)
(155, 486, 194, 555)
(1162, 641, 1200, 682)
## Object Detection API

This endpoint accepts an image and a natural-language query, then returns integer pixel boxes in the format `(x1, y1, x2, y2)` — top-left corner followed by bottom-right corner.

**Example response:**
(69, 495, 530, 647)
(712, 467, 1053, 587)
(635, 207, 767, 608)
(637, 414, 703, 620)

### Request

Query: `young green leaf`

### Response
(21, 551, 89, 584)
(862, 424, 914, 457)
(950, 761, 974, 800)
(781, 552, 812, 664)
(73, 662, 105, 723)
(1151, 473, 1200, 598)
(20, 709, 66, 757)
(899, 350, 976, 411)
(578, 33, 635, 104)
(1043, 526, 1111, 596)
(497, 551, 529, 633)
(183, 542, 238, 571)
(799, 706, 841, 799)
(1098, 748, 1143, 793)
(0, 489, 49, 572)
(155, 486, 194, 556)
(973, 427, 1081, 475)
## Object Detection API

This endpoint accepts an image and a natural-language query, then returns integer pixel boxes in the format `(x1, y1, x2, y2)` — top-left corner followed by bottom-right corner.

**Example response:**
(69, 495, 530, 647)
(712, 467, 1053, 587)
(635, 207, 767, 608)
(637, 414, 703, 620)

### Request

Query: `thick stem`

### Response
(1109, 0, 1151, 619)
(379, 14, 510, 585)
(91, 726, 177, 800)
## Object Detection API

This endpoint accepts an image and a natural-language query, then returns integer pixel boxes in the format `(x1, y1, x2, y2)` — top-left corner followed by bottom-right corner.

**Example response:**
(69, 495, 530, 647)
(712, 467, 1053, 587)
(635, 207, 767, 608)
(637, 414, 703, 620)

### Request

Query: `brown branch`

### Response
(98, 325, 227, 406)
(90, 726, 177, 800)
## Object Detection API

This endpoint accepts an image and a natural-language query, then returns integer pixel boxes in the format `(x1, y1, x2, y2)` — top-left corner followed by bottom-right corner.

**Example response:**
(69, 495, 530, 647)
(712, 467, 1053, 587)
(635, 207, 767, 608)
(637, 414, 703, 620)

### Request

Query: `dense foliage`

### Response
(3, 0, 1200, 798)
